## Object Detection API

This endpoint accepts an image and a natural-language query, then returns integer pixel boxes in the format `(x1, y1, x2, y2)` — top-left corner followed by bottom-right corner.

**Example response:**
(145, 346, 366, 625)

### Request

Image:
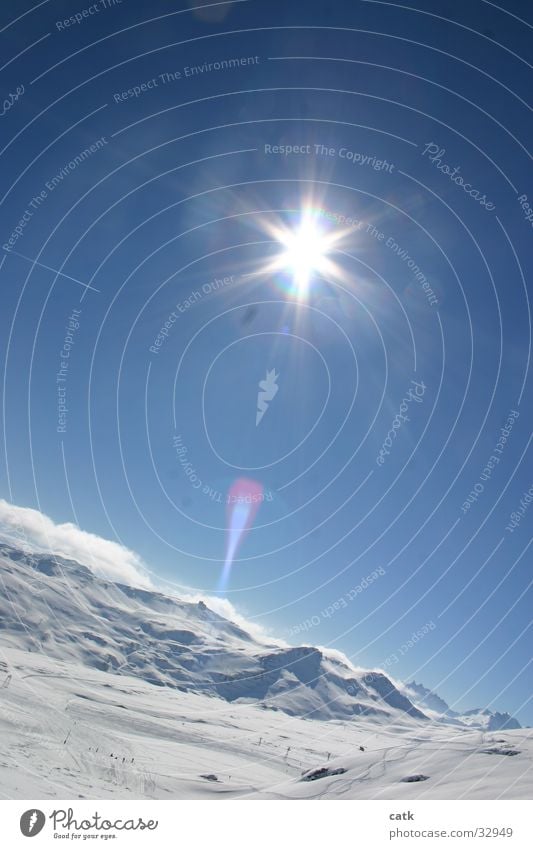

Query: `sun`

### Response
(277, 215, 333, 293)
(271, 209, 342, 297)
(252, 203, 355, 301)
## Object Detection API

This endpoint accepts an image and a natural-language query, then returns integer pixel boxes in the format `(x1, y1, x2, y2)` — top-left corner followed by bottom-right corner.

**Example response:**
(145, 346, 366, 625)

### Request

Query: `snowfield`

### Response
(0, 543, 531, 800)
(1, 650, 531, 800)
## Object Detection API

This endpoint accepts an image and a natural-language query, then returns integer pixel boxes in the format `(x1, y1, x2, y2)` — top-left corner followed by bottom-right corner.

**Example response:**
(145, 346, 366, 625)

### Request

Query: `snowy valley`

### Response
(0, 543, 531, 800)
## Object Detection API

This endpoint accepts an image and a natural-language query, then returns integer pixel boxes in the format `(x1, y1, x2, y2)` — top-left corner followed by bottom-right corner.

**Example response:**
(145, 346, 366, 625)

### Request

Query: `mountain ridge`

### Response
(403, 680, 521, 731)
(0, 541, 520, 729)
(1, 541, 426, 723)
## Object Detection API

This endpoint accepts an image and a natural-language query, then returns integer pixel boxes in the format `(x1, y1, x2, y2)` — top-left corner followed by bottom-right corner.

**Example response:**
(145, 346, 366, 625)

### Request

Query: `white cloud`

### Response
(178, 591, 288, 647)
(0, 502, 414, 682)
(0, 499, 284, 645)
(0, 499, 152, 589)
(317, 646, 373, 675)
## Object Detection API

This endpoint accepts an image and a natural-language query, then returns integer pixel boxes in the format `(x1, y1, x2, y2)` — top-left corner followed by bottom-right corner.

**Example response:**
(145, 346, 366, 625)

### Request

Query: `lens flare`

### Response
(253, 203, 356, 301)
(219, 478, 264, 589)
(277, 215, 332, 294)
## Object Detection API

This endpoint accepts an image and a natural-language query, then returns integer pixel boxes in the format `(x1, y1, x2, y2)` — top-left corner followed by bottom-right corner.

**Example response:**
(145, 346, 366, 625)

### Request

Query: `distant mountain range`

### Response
(0, 542, 520, 730)
(403, 681, 520, 731)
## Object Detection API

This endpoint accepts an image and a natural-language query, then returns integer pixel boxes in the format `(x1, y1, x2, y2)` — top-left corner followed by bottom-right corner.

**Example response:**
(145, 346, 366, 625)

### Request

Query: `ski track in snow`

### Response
(1, 545, 531, 799)
(1, 649, 531, 800)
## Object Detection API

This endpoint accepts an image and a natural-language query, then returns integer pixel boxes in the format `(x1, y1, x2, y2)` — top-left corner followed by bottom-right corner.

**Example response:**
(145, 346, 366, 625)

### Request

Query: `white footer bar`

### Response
(2, 800, 530, 848)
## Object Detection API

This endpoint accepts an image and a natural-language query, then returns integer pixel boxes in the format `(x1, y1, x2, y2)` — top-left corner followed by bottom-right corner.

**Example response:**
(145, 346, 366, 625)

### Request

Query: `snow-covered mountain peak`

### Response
(0, 541, 425, 723)
(403, 681, 521, 731)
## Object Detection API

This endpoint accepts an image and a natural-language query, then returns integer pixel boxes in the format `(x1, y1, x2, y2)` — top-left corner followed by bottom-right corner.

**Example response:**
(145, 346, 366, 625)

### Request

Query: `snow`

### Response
(1, 648, 531, 800)
(0, 543, 426, 722)
(1, 542, 531, 800)
(403, 681, 522, 730)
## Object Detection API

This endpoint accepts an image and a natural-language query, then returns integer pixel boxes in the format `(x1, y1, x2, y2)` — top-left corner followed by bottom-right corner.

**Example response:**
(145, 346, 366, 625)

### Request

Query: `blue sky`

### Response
(0, 0, 532, 724)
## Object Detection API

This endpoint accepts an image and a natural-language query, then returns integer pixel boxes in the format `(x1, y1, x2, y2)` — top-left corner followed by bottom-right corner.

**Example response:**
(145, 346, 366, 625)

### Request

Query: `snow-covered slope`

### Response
(0, 649, 531, 800)
(0, 543, 425, 723)
(403, 681, 521, 731)
(1, 542, 531, 800)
